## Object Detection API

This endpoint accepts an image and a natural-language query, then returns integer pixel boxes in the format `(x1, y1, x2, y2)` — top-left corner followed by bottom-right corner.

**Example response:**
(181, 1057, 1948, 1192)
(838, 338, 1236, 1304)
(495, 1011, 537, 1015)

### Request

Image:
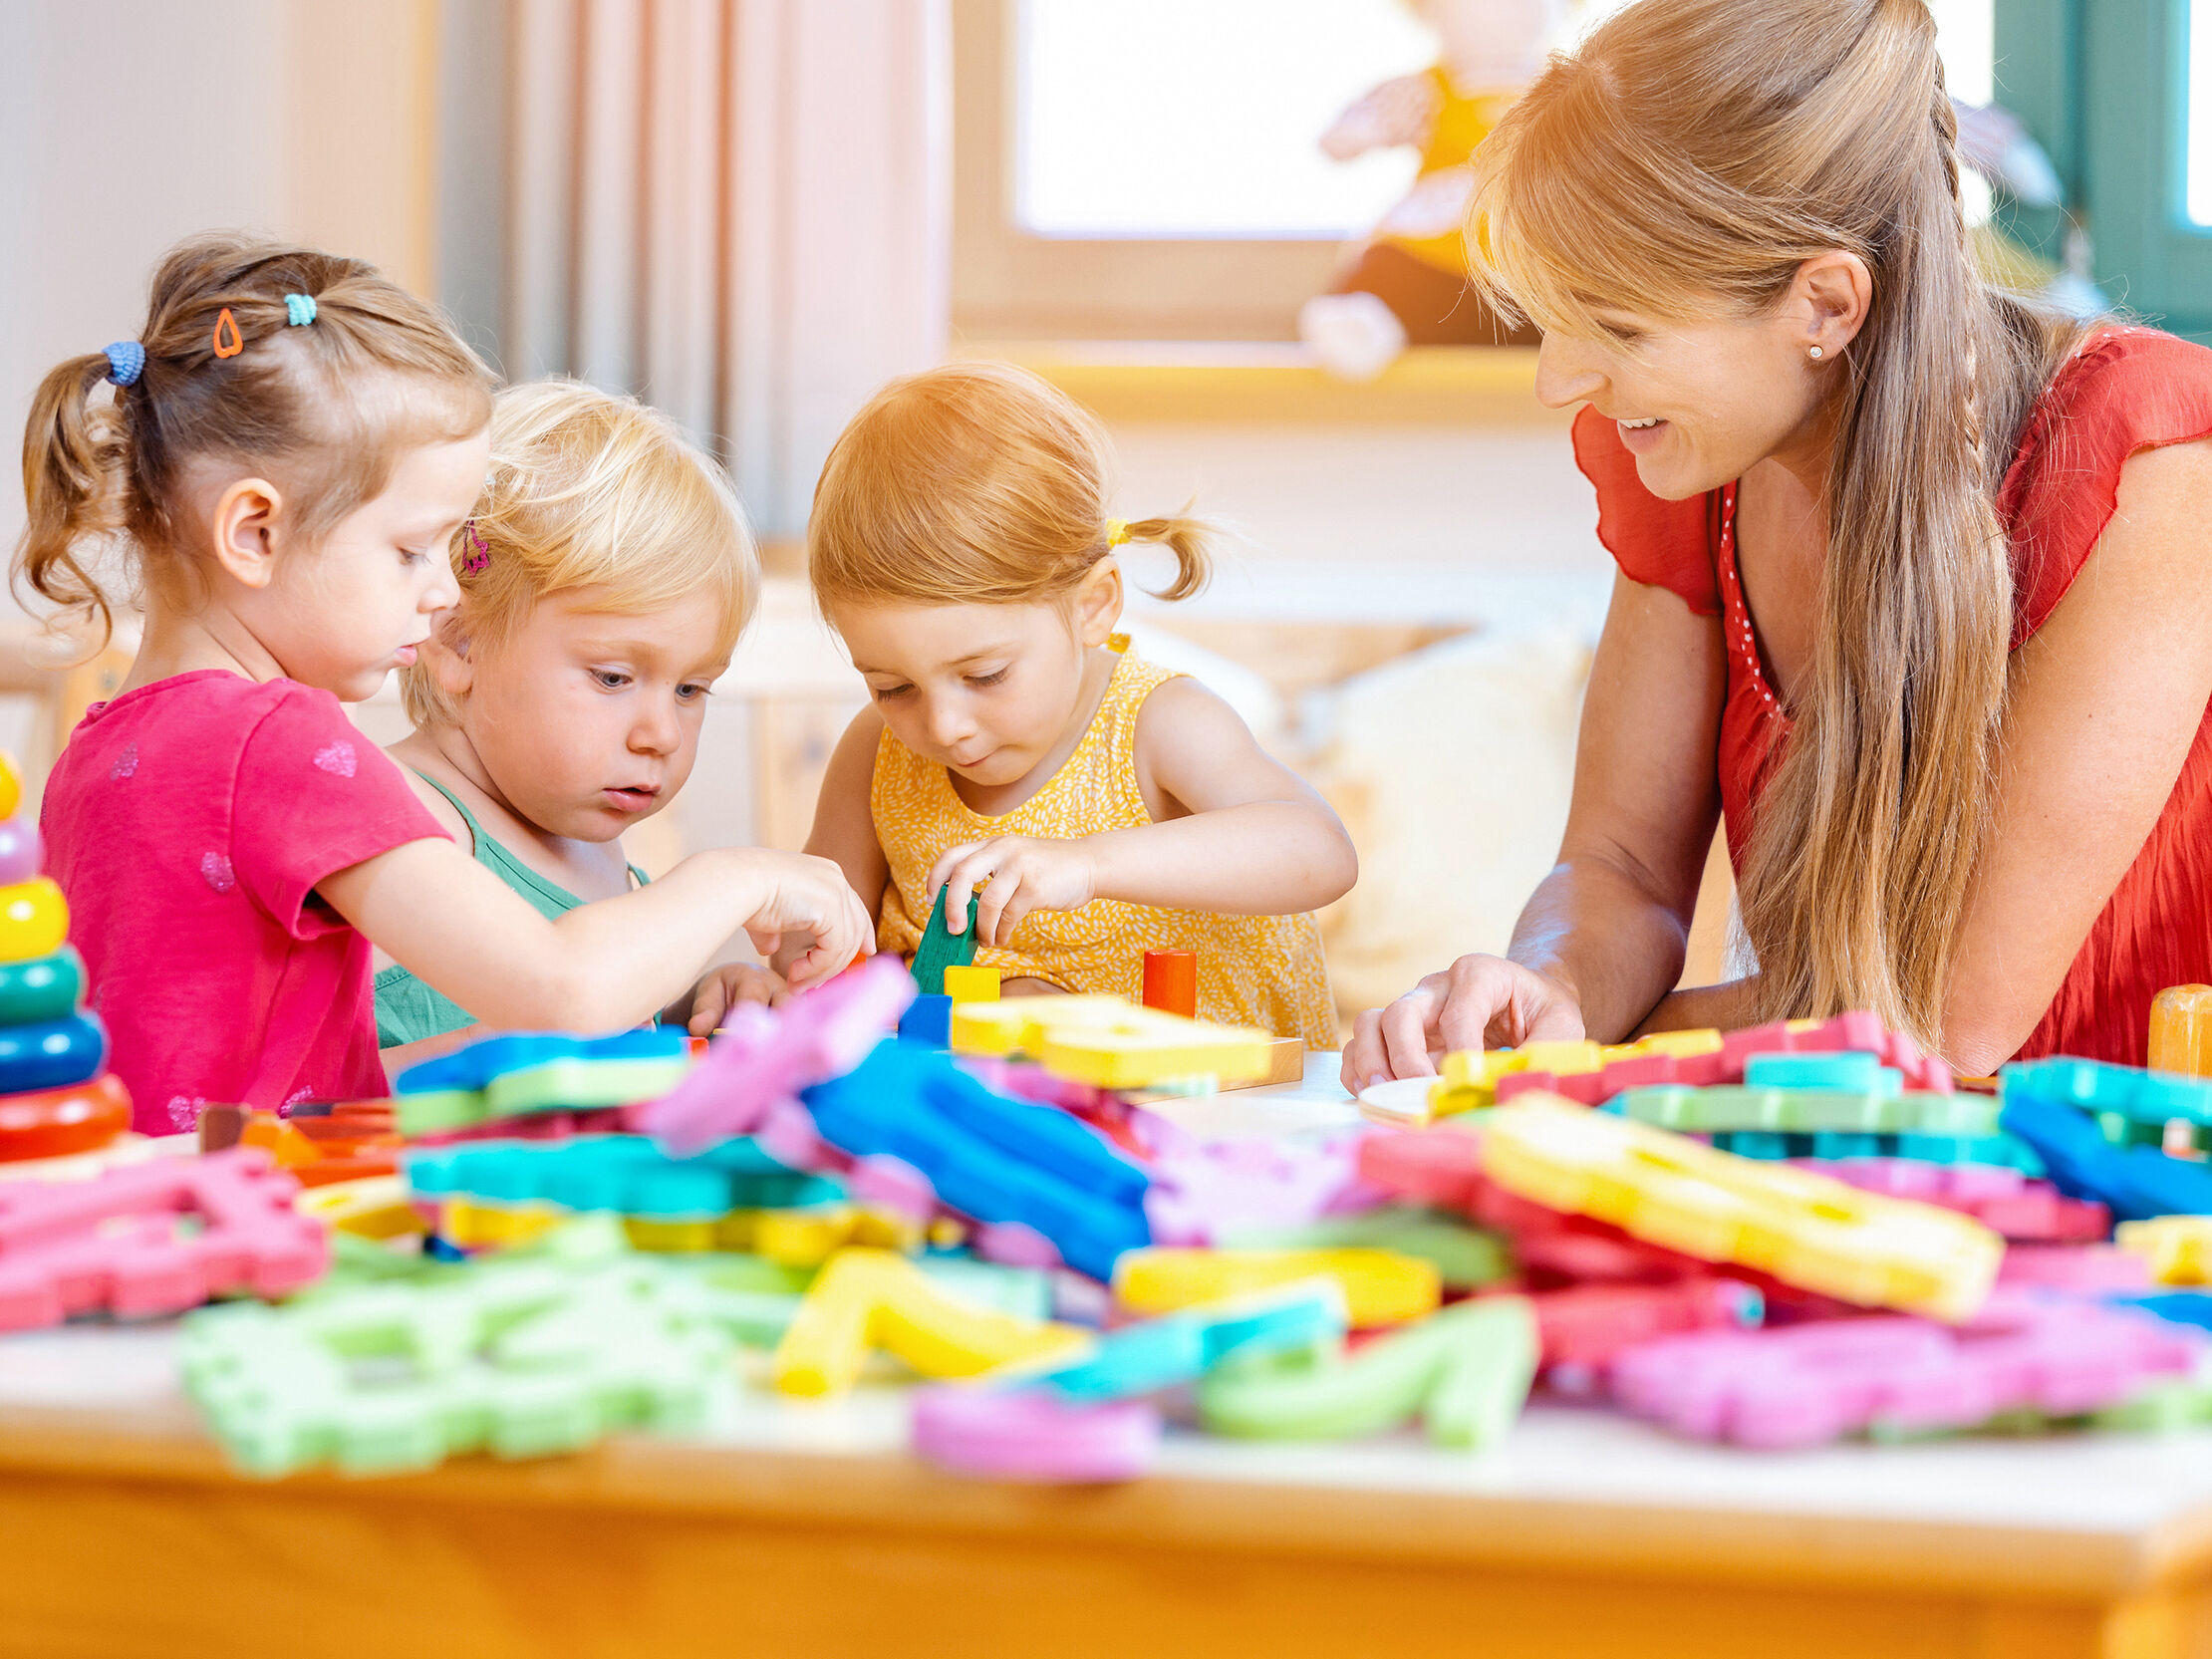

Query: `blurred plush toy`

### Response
(1300, 0, 1567, 381)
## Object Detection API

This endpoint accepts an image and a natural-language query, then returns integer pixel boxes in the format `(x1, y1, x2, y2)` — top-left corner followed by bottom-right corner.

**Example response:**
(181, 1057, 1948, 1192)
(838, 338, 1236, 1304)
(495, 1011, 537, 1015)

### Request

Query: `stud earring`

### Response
(1808, 344, 1825, 360)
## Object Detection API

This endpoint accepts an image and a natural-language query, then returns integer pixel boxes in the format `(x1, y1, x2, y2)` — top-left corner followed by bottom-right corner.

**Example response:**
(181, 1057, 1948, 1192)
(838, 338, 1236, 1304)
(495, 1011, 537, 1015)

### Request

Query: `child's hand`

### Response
(685, 962, 790, 1035)
(730, 849, 876, 988)
(927, 835, 1097, 949)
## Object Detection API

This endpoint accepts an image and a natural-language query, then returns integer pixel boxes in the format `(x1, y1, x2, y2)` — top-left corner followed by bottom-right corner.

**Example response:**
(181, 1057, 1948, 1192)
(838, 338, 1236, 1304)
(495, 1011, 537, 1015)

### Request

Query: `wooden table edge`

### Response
(4, 1403, 2201, 1606)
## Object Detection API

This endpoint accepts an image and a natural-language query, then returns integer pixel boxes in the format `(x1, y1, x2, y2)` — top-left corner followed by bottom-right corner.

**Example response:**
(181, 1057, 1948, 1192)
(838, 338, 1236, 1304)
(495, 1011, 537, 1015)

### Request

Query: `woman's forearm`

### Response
(1506, 855, 1699, 1044)
(1635, 978, 1761, 1036)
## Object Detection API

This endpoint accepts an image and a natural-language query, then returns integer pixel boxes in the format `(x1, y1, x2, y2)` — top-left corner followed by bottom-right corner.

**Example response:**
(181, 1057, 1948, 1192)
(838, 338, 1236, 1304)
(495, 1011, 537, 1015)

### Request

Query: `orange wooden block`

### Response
(2150, 985, 2212, 1077)
(1142, 950, 1198, 1019)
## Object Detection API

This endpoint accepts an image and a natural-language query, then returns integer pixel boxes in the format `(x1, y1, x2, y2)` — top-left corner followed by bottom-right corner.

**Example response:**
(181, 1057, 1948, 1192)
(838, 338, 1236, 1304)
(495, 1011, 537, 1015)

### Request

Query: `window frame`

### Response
(950, 0, 1361, 341)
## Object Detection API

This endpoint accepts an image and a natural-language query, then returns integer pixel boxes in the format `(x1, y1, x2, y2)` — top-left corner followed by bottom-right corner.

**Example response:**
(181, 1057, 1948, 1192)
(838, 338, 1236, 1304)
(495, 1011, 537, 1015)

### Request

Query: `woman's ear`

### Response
(206, 477, 285, 589)
(1072, 558, 1125, 649)
(1793, 251, 1873, 359)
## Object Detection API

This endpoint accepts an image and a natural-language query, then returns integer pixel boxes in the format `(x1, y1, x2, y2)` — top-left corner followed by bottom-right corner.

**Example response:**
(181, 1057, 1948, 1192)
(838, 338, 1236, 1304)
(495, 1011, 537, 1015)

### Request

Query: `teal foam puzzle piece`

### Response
(393, 1030, 692, 1136)
(1196, 1296, 1539, 1447)
(403, 1135, 844, 1222)
(911, 885, 979, 996)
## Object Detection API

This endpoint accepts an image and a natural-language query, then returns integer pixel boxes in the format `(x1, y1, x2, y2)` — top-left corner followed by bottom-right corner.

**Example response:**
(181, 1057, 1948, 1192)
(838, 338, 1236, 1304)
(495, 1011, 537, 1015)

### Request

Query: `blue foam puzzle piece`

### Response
(1998, 1087, 2212, 1221)
(2005, 1056, 2212, 1128)
(1030, 1282, 1347, 1402)
(2109, 1291, 2212, 1332)
(1708, 1127, 2044, 1172)
(799, 1040, 1149, 1280)
(0, 1010, 106, 1094)
(394, 1028, 690, 1096)
(1742, 1051, 1900, 1096)
(898, 993, 952, 1047)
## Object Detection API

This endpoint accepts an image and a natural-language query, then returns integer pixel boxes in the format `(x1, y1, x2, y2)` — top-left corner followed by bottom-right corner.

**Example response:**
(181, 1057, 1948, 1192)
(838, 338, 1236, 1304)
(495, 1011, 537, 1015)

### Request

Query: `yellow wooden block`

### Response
(1516, 1039, 1604, 1076)
(947, 995, 1131, 1057)
(296, 1175, 421, 1241)
(772, 1246, 1088, 1397)
(942, 966, 1001, 1005)
(2117, 1217, 2212, 1285)
(0, 877, 68, 964)
(1114, 1247, 1441, 1328)
(1480, 1097, 2002, 1322)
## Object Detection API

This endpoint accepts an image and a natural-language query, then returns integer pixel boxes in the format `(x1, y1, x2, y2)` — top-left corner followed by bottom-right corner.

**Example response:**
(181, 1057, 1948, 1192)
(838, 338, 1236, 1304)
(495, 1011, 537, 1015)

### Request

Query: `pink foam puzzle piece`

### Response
(1138, 1119, 1374, 1246)
(1609, 1294, 2195, 1448)
(1806, 1161, 2109, 1244)
(911, 1385, 1160, 1482)
(1998, 1244, 2149, 1292)
(634, 955, 915, 1156)
(0, 1148, 329, 1329)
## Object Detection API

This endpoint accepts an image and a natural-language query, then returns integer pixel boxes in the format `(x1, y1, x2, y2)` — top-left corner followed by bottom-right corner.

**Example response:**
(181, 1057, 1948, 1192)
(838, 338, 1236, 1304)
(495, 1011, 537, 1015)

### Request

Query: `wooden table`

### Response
(6, 1060, 2212, 1659)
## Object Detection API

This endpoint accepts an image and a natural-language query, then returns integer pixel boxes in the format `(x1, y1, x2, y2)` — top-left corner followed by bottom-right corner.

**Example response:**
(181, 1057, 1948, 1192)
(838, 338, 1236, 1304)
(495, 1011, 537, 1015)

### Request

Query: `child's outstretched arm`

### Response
(771, 707, 891, 978)
(321, 839, 872, 1033)
(927, 679, 1358, 947)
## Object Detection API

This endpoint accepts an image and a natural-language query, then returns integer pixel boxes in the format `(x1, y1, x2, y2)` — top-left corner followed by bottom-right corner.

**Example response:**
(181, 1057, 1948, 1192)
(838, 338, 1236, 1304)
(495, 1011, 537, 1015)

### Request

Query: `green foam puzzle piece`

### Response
(911, 884, 978, 996)
(1196, 1296, 1538, 1448)
(1216, 1205, 1513, 1290)
(1616, 1084, 2001, 1137)
(181, 1256, 737, 1478)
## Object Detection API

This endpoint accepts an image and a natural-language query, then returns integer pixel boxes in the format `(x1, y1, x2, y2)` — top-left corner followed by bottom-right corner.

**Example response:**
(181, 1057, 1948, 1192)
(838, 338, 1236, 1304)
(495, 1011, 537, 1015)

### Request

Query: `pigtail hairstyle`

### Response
(18, 231, 493, 644)
(810, 360, 1213, 610)
(1465, 0, 2088, 1045)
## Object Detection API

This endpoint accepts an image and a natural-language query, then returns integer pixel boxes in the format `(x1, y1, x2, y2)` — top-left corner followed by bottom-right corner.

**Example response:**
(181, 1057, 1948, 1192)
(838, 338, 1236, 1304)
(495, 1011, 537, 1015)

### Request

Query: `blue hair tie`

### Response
(284, 293, 317, 327)
(102, 342, 144, 388)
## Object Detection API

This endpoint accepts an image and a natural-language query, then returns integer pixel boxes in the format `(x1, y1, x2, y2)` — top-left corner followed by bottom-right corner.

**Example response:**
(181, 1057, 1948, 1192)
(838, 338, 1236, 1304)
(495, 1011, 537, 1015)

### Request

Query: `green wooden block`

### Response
(911, 884, 978, 996)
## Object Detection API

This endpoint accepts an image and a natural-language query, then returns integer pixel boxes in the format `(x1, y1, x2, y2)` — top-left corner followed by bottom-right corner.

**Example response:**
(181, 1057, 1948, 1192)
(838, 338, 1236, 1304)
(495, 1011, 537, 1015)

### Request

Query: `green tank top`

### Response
(373, 771, 651, 1048)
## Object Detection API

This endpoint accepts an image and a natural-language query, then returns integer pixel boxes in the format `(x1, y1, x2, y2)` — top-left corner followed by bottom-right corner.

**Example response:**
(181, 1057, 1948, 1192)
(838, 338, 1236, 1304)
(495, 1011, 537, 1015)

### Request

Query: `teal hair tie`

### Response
(284, 293, 317, 327)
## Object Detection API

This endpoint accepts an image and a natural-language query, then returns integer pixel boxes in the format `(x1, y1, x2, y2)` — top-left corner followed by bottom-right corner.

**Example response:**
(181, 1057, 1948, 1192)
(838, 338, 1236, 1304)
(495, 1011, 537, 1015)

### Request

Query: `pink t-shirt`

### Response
(42, 672, 447, 1132)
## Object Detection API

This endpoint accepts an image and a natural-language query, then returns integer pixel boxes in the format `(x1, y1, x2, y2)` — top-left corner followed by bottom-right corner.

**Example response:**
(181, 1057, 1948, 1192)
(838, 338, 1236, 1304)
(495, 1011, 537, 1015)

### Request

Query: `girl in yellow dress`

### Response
(794, 361, 1356, 1046)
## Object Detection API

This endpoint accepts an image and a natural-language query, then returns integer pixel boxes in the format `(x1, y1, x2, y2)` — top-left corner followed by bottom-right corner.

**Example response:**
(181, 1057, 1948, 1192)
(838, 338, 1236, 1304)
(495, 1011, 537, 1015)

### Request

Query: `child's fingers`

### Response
(691, 975, 732, 1034)
(973, 865, 1025, 948)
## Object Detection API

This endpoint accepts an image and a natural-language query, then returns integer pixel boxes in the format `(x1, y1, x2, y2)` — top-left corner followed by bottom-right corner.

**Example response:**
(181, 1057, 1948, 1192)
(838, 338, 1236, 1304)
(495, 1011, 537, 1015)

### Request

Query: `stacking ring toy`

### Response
(0, 878, 68, 963)
(0, 947, 85, 1026)
(0, 1072, 129, 1162)
(0, 1011, 108, 1094)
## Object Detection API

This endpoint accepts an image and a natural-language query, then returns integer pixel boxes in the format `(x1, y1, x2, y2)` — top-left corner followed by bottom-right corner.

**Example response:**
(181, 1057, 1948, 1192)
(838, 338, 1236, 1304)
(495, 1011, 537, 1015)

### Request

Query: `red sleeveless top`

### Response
(1573, 326, 2212, 1065)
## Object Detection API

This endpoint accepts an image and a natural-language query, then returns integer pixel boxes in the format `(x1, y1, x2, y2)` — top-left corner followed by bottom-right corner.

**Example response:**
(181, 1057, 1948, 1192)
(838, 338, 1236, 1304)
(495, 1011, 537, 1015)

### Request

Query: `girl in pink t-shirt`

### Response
(18, 234, 872, 1131)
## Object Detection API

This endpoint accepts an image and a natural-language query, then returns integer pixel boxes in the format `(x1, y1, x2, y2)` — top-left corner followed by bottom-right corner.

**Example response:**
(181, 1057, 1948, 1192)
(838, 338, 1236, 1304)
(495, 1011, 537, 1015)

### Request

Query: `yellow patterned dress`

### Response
(871, 640, 1339, 1046)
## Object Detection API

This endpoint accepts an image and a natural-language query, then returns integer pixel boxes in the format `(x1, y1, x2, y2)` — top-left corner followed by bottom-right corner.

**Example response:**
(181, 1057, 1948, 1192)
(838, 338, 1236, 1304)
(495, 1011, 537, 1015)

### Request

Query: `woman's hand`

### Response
(927, 835, 1097, 949)
(1341, 954, 1586, 1090)
(681, 962, 790, 1036)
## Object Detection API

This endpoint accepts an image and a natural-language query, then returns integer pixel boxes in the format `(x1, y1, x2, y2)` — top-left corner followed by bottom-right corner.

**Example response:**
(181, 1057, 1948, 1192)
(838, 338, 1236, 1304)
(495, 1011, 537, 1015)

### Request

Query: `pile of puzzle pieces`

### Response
(31, 929, 2212, 1485)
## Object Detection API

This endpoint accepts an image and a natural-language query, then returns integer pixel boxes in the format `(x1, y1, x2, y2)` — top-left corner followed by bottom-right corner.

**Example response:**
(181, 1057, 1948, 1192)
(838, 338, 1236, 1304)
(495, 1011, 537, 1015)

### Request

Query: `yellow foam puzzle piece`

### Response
(772, 1246, 1088, 1397)
(1634, 1028, 1725, 1058)
(443, 1195, 566, 1250)
(1479, 1097, 2002, 1322)
(1515, 1039, 1604, 1075)
(296, 1175, 422, 1242)
(1115, 1246, 1442, 1328)
(948, 995, 1133, 1057)
(2117, 1217, 2212, 1285)
(1038, 1009, 1275, 1090)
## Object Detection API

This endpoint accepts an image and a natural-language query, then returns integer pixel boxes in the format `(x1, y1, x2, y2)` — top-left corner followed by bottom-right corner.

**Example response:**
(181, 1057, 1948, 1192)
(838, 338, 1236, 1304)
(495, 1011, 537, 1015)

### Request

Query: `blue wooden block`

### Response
(898, 993, 952, 1047)
(0, 1010, 105, 1093)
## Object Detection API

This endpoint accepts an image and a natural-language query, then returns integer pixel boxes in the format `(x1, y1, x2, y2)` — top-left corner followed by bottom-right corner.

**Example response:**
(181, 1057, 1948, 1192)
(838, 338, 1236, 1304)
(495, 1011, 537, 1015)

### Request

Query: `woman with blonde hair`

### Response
(1347, 0, 2212, 1083)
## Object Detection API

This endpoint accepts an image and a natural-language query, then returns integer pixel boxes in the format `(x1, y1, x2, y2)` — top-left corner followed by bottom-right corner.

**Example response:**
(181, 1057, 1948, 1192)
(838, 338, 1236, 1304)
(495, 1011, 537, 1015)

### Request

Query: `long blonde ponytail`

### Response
(1467, 0, 2088, 1044)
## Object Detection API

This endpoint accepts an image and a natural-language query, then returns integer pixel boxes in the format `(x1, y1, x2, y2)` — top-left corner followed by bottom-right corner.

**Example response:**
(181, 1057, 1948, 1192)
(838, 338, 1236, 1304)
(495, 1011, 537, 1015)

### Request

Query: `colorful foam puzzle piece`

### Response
(1216, 1204, 1512, 1290)
(948, 992, 1273, 1090)
(180, 1257, 732, 1477)
(1196, 1295, 1538, 1448)
(1805, 1159, 2107, 1243)
(798, 1039, 1151, 1280)
(2118, 1217, 2212, 1284)
(1136, 1119, 1371, 1247)
(1114, 1246, 1441, 1328)
(1607, 1294, 2199, 1449)
(1027, 1279, 1348, 1402)
(0, 1072, 131, 1164)
(1998, 1083, 2212, 1221)
(770, 1246, 1087, 1396)
(2149, 984, 2212, 1078)
(911, 1384, 1161, 1483)
(1742, 1051, 1900, 1094)
(1611, 1084, 1999, 1137)
(2004, 1055, 2212, 1151)
(912, 884, 979, 996)
(394, 1028, 692, 1136)
(1481, 1098, 2004, 1321)
(1711, 1127, 2042, 1172)
(633, 955, 914, 1156)
(947, 995, 1134, 1058)
(1997, 1243, 2150, 1292)
(1527, 1278, 1763, 1370)
(0, 1147, 329, 1329)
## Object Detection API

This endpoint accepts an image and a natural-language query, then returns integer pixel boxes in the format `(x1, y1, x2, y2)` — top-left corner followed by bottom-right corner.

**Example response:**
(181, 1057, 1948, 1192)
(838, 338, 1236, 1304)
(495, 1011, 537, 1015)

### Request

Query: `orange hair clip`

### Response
(211, 307, 243, 360)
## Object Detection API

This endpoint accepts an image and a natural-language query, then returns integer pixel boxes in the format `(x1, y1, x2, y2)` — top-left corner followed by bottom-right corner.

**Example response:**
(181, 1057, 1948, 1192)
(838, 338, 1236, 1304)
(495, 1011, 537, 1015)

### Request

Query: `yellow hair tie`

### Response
(1105, 519, 1131, 547)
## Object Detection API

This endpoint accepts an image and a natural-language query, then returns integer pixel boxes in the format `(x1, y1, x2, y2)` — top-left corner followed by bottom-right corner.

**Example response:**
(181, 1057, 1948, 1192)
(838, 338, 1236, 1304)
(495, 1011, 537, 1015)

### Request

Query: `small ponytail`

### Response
(1120, 511, 1213, 602)
(18, 354, 131, 643)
